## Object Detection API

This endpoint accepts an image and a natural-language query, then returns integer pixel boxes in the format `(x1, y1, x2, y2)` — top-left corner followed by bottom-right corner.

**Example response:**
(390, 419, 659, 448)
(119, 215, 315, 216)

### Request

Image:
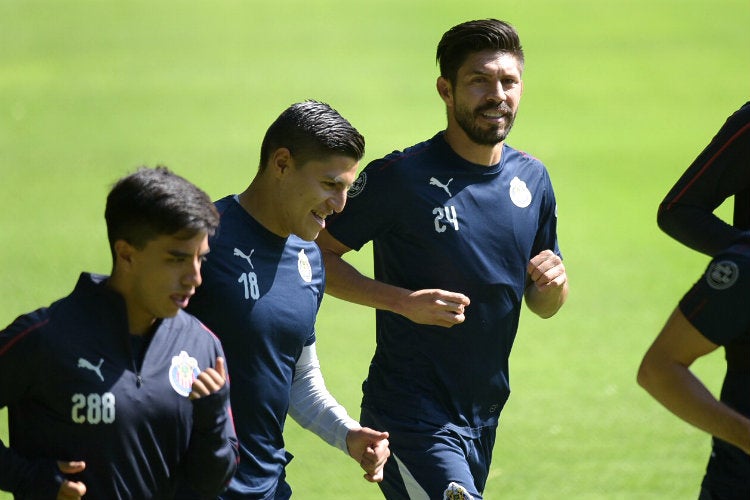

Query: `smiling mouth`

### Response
(311, 210, 328, 226)
(479, 108, 510, 122)
(478, 103, 512, 121)
(171, 293, 193, 309)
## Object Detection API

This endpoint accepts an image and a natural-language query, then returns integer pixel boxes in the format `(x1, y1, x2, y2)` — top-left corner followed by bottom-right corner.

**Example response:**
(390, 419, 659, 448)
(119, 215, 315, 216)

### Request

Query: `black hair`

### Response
(436, 19, 524, 85)
(259, 100, 365, 170)
(105, 166, 219, 261)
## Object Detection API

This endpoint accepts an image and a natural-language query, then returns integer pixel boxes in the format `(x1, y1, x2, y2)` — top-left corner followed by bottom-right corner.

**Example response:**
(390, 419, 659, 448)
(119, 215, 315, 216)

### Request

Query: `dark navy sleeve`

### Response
(177, 344, 239, 498)
(531, 166, 562, 259)
(678, 243, 750, 345)
(327, 156, 402, 251)
(657, 102, 750, 255)
(0, 311, 66, 498)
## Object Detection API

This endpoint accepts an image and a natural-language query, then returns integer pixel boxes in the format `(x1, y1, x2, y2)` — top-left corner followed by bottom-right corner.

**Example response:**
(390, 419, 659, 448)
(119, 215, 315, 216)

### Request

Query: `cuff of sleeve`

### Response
(336, 417, 361, 455)
(16, 459, 65, 499)
(191, 383, 230, 431)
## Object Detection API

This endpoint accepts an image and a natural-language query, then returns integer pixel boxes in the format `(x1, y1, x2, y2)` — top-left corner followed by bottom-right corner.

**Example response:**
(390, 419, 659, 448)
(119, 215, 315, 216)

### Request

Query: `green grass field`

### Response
(1, 0, 749, 498)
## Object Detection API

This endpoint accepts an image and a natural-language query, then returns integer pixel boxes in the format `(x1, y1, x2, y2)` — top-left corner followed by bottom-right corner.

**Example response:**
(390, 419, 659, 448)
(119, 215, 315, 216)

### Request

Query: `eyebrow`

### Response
(168, 249, 210, 259)
(323, 174, 351, 188)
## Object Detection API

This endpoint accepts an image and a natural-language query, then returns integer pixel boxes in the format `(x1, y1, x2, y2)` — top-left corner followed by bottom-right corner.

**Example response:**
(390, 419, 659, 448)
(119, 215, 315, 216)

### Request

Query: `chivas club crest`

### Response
(298, 249, 313, 283)
(509, 176, 532, 208)
(169, 351, 200, 397)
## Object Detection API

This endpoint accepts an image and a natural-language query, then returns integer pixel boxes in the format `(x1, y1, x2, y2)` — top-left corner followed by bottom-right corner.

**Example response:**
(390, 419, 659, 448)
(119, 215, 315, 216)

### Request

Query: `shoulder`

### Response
(3, 275, 93, 343)
(730, 101, 750, 123)
(287, 236, 323, 265)
(213, 195, 235, 214)
(504, 145, 548, 171)
(170, 311, 224, 350)
(365, 135, 443, 175)
(1, 306, 53, 349)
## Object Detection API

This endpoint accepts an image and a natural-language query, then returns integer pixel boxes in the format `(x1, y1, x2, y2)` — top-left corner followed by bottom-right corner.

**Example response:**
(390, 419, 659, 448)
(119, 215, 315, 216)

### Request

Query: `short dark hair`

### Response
(259, 100, 365, 171)
(105, 166, 219, 259)
(436, 19, 525, 86)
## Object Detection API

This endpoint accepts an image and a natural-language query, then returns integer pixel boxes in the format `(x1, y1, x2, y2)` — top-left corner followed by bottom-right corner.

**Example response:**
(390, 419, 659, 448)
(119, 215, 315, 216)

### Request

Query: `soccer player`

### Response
(637, 241, 750, 499)
(657, 101, 750, 255)
(0, 166, 238, 499)
(186, 100, 390, 499)
(315, 19, 568, 499)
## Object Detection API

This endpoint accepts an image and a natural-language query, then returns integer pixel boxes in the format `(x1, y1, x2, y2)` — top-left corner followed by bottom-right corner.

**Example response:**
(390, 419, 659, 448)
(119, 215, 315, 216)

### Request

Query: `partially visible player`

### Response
(316, 19, 567, 499)
(186, 100, 389, 499)
(638, 241, 750, 499)
(658, 101, 750, 255)
(0, 166, 238, 499)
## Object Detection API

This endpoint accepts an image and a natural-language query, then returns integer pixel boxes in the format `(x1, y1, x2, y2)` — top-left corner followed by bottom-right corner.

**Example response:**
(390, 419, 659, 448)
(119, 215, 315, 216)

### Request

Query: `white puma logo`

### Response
(77, 357, 104, 382)
(429, 177, 453, 197)
(233, 248, 255, 269)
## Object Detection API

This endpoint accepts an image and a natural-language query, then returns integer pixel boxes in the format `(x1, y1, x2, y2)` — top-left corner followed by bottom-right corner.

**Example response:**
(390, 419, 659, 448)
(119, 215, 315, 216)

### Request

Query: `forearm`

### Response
(0, 442, 62, 497)
(657, 203, 746, 256)
(321, 248, 412, 314)
(289, 344, 359, 454)
(638, 359, 750, 454)
(181, 385, 239, 496)
(524, 279, 568, 319)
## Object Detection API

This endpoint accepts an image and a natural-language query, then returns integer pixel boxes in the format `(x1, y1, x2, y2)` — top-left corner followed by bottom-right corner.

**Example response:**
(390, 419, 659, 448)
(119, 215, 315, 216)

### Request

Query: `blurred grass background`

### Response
(1, 0, 748, 498)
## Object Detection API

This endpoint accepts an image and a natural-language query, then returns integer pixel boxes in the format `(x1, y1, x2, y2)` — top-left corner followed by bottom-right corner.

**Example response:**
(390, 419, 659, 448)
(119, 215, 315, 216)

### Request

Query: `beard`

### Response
(454, 101, 516, 146)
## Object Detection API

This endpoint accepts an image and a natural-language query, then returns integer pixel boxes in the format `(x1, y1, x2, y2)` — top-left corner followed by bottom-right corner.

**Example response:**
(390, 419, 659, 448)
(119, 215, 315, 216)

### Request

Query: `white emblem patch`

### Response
(443, 482, 474, 500)
(509, 176, 532, 208)
(169, 351, 200, 397)
(347, 172, 367, 198)
(298, 249, 313, 283)
(706, 260, 739, 290)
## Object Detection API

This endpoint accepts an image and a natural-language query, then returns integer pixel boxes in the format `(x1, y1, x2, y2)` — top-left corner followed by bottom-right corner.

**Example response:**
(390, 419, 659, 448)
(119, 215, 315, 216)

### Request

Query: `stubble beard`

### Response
(455, 102, 516, 146)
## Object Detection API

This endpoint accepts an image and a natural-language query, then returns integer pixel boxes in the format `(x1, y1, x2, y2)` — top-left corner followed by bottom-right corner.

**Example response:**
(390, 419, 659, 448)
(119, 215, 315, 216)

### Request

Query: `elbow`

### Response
(636, 356, 656, 392)
(656, 204, 673, 234)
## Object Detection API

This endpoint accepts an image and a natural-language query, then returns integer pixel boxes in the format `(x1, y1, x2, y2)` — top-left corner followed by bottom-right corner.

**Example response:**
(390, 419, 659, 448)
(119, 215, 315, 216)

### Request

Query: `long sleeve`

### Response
(0, 312, 64, 498)
(657, 102, 750, 255)
(178, 382, 239, 498)
(0, 444, 62, 498)
(288, 343, 359, 454)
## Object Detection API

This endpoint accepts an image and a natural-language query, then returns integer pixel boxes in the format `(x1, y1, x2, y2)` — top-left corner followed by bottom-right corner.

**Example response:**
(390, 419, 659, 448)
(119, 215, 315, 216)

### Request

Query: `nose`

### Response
(488, 81, 507, 103)
(184, 258, 202, 288)
(328, 189, 347, 213)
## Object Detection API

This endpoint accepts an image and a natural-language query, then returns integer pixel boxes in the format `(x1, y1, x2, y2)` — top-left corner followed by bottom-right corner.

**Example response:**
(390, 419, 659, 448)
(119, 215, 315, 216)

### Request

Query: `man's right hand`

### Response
(397, 289, 470, 328)
(56, 461, 86, 499)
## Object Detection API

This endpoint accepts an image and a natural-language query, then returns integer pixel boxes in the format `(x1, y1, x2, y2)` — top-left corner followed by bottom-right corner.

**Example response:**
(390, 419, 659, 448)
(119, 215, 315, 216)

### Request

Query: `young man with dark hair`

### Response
(0, 166, 238, 499)
(316, 19, 568, 500)
(187, 100, 390, 499)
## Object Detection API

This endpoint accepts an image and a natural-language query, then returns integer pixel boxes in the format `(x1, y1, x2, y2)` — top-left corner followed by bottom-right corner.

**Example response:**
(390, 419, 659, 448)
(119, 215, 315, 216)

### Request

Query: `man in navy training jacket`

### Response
(0, 166, 238, 499)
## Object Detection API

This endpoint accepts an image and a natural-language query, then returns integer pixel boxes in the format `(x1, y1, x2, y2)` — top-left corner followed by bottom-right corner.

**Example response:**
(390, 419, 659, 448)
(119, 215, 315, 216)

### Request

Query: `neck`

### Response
(105, 275, 154, 336)
(237, 183, 288, 238)
(443, 126, 504, 166)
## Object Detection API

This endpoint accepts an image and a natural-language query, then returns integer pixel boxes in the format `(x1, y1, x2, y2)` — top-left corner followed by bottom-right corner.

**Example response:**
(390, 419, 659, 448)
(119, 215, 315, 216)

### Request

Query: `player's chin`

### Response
(298, 221, 323, 241)
(161, 301, 184, 318)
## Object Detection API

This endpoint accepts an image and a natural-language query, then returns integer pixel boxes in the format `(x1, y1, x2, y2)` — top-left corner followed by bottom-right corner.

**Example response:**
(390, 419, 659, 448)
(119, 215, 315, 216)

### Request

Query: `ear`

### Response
(269, 148, 293, 179)
(436, 76, 453, 107)
(113, 240, 136, 269)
